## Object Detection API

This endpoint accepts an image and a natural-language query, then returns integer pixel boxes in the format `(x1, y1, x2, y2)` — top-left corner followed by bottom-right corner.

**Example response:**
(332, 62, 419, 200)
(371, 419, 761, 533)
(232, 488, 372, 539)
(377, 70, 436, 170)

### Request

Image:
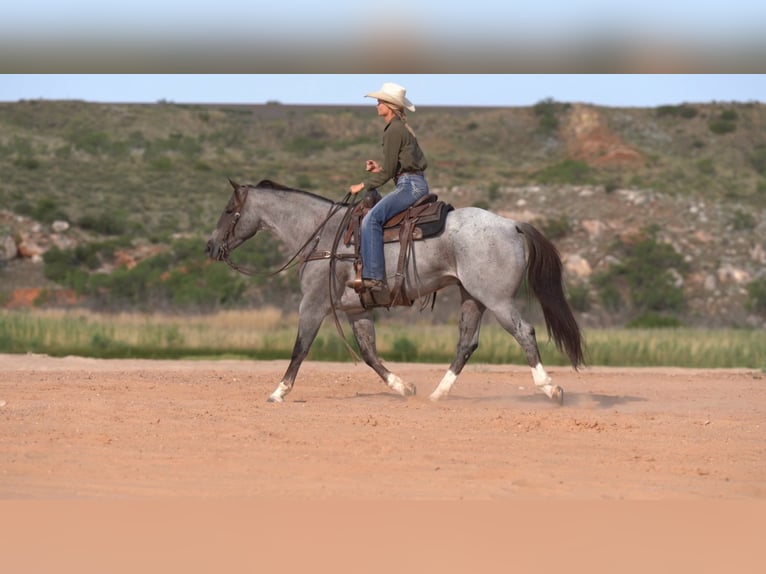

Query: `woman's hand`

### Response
(365, 160, 381, 173)
(349, 182, 365, 195)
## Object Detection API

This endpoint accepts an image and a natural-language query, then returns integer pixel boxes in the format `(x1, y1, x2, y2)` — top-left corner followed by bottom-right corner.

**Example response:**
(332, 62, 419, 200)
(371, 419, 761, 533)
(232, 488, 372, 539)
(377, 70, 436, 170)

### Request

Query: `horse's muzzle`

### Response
(206, 239, 224, 261)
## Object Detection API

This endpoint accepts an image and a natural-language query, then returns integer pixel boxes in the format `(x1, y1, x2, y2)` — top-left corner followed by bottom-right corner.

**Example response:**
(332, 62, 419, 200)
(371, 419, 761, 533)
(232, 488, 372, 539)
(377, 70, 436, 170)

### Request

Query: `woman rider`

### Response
(347, 82, 429, 305)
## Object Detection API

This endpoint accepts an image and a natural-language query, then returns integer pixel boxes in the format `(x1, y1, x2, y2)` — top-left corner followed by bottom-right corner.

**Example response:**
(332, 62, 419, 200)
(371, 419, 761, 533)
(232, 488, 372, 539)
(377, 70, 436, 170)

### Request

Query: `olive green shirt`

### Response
(363, 116, 428, 191)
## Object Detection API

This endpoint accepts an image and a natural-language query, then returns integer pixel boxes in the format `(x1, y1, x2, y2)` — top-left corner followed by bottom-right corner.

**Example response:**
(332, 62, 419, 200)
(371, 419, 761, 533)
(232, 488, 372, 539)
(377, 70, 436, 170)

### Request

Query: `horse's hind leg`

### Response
(493, 305, 564, 405)
(430, 290, 485, 401)
(348, 310, 416, 397)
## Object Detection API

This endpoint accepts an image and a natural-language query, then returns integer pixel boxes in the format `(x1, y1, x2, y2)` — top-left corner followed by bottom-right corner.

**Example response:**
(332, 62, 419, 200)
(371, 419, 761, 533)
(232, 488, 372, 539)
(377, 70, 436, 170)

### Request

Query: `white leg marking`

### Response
(430, 369, 457, 401)
(531, 363, 555, 399)
(386, 373, 415, 396)
(268, 381, 290, 403)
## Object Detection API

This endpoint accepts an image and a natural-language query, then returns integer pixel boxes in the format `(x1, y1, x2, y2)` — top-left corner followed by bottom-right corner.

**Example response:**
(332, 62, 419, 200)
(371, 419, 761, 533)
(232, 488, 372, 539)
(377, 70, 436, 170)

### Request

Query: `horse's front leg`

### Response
(267, 303, 326, 403)
(348, 310, 416, 397)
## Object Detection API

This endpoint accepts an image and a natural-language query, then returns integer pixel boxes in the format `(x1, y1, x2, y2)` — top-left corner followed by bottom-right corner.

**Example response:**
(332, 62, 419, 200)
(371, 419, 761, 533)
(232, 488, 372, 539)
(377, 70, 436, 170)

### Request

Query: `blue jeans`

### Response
(361, 173, 429, 281)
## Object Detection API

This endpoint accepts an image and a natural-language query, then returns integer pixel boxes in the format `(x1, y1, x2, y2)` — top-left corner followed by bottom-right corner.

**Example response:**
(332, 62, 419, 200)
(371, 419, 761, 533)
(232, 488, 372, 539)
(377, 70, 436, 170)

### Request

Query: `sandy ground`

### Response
(1, 353, 763, 500)
(2, 354, 764, 573)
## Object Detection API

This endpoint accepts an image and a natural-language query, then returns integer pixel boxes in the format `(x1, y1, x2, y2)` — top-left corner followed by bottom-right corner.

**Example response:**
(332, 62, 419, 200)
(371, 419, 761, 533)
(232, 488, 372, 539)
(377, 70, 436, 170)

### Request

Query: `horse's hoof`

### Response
(267, 395, 284, 403)
(552, 386, 564, 406)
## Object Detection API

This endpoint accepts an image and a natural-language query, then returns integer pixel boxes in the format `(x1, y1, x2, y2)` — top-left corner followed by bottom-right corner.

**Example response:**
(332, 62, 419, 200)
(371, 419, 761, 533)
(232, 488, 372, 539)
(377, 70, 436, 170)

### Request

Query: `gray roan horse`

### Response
(206, 179, 584, 404)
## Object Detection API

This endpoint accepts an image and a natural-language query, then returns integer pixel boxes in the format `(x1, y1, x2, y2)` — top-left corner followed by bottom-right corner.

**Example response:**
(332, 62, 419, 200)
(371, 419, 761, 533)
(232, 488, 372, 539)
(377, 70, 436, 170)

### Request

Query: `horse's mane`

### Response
(252, 179, 336, 204)
(254, 179, 300, 191)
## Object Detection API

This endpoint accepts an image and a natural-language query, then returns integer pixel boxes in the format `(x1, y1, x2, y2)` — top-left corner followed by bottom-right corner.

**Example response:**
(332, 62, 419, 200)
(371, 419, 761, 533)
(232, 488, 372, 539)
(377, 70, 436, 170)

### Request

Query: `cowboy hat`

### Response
(365, 82, 416, 112)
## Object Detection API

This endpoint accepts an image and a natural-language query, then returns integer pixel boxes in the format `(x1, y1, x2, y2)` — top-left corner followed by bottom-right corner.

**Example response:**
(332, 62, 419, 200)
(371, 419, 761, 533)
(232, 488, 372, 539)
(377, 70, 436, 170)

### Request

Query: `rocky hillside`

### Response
(1, 99, 765, 327)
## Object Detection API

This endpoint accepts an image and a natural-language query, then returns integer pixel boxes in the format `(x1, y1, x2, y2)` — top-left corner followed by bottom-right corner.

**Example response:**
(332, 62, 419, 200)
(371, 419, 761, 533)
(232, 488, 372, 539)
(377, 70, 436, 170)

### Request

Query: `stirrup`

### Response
(350, 279, 392, 307)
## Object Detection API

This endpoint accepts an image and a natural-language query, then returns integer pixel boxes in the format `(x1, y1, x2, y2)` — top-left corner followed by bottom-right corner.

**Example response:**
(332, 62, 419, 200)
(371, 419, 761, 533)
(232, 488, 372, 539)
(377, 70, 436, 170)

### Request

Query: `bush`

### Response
(68, 130, 121, 155)
(656, 104, 698, 119)
(697, 159, 715, 175)
(388, 336, 418, 362)
(539, 215, 572, 240)
(749, 145, 766, 176)
(535, 160, 591, 185)
(17, 198, 68, 224)
(532, 97, 566, 135)
(285, 137, 326, 155)
(594, 228, 688, 317)
(567, 284, 591, 312)
(592, 274, 623, 312)
(730, 210, 756, 231)
(604, 179, 620, 194)
(78, 211, 129, 236)
(13, 156, 40, 170)
(626, 313, 683, 328)
(709, 110, 738, 135)
(745, 278, 766, 315)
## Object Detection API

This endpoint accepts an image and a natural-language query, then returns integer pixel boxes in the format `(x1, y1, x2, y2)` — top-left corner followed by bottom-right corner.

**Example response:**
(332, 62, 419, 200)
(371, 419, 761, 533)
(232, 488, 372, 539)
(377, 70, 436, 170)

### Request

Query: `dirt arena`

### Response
(1, 354, 763, 500)
(2, 354, 764, 572)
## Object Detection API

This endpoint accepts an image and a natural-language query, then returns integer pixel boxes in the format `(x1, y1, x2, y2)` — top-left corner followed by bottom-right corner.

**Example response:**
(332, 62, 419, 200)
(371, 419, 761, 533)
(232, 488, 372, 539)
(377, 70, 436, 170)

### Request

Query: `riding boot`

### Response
(365, 279, 392, 306)
(346, 278, 392, 307)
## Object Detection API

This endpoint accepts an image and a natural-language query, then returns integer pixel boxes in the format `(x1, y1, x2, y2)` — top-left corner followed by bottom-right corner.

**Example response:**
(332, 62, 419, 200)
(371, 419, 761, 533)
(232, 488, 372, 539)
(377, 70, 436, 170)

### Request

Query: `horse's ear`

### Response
(228, 178, 239, 190)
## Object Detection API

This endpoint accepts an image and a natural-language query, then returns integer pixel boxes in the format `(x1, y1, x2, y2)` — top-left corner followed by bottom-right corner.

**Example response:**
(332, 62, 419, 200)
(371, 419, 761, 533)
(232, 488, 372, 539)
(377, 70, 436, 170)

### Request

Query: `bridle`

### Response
(218, 183, 363, 360)
(219, 184, 356, 278)
(221, 186, 357, 277)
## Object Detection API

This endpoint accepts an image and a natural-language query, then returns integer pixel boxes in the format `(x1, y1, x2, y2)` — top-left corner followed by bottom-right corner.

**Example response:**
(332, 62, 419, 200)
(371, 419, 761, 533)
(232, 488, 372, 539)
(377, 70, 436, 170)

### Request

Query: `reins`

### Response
(221, 186, 363, 362)
(221, 187, 353, 278)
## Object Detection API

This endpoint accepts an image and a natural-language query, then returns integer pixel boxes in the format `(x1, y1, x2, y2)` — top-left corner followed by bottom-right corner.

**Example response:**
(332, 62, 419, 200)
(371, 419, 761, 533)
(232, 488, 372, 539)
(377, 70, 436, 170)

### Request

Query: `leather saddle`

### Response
(343, 189, 453, 308)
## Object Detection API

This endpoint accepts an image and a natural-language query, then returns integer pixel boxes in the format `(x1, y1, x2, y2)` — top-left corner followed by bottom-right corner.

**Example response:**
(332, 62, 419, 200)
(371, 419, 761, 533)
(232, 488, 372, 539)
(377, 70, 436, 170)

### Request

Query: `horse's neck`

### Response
(255, 189, 337, 251)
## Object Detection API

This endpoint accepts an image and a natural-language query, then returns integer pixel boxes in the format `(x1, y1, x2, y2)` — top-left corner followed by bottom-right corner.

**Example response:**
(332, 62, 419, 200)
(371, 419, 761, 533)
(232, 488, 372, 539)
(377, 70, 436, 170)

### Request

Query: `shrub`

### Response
(567, 284, 591, 312)
(604, 179, 620, 194)
(626, 313, 683, 328)
(18, 198, 68, 224)
(388, 336, 418, 362)
(68, 130, 115, 155)
(296, 174, 313, 189)
(539, 215, 572, 240)
(592, 274, 623, 312)
(78, 212, 129, 236)
(697, 158, 715, 175)
(656, 104, 698, 119)
(535, 160, 591, 185)
(709, 110, 737, 135)
(594, 228, 688, 317)
(13, 156, 40, 170)
(745, 278, 766, 315)
(487, 182, 500, 202)
(749, 145, 766, 175)
(532, 97, 566, 135)
(285, 137, 326, 155)
(148, 156, 174, 171)
(730, 210, 756, 231)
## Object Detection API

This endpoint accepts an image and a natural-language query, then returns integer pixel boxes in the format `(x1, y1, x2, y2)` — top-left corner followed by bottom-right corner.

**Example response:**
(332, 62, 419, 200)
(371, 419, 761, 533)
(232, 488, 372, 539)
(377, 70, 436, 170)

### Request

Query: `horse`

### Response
(206, 179, 584, 404)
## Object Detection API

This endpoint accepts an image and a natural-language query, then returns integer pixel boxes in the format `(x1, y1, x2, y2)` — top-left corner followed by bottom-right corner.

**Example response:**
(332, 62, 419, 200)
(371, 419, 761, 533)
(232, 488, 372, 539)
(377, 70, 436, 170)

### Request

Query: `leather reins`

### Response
(220, 185, 363, 361)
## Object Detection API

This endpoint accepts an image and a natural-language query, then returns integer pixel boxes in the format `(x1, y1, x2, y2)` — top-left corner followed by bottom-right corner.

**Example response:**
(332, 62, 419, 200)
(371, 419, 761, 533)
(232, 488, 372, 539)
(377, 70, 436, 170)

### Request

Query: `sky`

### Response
(1, 75, 764, 108)
(1, 1, 764, 41)
(1, 2, 765, 73)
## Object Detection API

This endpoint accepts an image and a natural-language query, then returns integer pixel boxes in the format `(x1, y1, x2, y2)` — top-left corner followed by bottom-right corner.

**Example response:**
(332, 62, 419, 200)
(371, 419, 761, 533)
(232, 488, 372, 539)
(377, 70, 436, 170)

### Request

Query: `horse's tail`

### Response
(516, 222, 585, 369)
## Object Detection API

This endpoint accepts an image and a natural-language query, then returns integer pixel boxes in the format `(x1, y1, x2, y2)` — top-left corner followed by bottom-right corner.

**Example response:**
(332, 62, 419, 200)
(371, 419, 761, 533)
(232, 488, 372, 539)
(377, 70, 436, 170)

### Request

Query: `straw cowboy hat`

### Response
(365, 82, 416, 112)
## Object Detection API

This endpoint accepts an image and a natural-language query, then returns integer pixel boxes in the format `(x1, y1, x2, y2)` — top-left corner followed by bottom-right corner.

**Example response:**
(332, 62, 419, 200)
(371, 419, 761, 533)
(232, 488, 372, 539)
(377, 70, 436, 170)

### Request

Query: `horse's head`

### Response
(206, 178, 259, 261)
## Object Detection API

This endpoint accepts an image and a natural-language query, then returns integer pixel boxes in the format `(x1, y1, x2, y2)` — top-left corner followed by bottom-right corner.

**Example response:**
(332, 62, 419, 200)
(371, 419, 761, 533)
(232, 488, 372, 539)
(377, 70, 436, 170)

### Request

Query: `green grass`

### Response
(1, 309, 764, 369)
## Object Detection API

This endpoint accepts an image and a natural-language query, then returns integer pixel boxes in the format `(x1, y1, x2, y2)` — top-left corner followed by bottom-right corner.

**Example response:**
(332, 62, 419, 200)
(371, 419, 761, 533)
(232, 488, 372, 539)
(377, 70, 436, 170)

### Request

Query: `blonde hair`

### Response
(382, 101, 417, 137)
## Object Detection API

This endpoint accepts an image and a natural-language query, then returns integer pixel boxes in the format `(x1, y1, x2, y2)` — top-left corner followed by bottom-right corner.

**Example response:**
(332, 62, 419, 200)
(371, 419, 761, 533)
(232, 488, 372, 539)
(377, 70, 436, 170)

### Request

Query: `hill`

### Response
(1, 98, 765, 328)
